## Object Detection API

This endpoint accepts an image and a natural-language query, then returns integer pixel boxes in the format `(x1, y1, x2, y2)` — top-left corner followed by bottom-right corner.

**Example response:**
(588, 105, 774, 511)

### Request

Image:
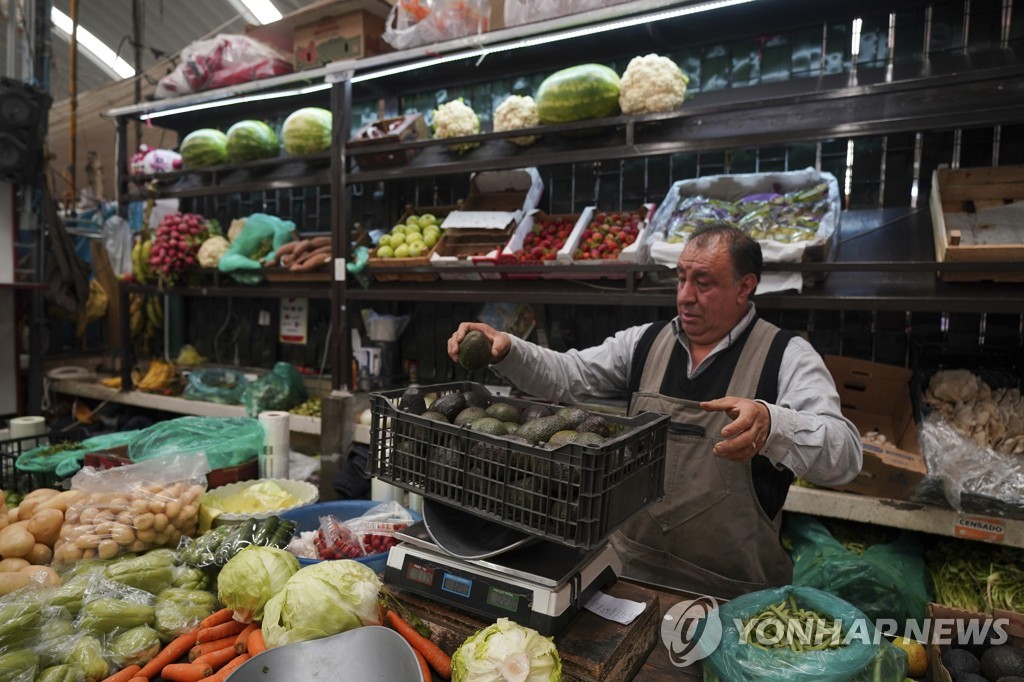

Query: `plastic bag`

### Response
(103, 214, 134, 277)
(345, 500, 413, 555)
(701, 586, 907, 682)
(128, 416, 262, 470)
(182, 368, 249, 405)
(785, 515, 931, 623)
(217, 213, 297, 284)
(383, 0, 490, 51)
(241, 362, 309, 417)
(314, 515, 366, 560)
(155, 34, 293, 99)
(917, 413, 1024, 519)
(53, 453, 209, 564)
(503, 0, 631, 27)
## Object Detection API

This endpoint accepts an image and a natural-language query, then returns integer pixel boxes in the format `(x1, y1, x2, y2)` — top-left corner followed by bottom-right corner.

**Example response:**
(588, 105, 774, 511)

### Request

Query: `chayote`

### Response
(108, 625, 161, 668)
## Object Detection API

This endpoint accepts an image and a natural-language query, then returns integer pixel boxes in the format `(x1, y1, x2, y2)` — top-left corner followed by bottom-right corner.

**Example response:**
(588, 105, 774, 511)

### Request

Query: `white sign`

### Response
(279, 297, 308, 344)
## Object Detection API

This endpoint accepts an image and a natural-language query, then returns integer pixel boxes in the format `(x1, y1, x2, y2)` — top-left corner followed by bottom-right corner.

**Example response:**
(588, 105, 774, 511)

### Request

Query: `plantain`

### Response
(145, 297, 162, 329)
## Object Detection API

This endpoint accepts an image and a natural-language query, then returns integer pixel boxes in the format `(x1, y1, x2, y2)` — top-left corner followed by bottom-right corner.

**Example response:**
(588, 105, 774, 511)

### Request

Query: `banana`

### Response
(140, 239, 153, 283)
(100, 376, 122, 389)
(131, 239, 143, 279)
(145, 297, 163, 329)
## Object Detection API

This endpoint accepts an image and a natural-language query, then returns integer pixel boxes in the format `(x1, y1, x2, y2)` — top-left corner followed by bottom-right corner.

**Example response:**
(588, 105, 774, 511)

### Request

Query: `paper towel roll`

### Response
(10, 416, 47, 441)
(258, 411, 291, 480)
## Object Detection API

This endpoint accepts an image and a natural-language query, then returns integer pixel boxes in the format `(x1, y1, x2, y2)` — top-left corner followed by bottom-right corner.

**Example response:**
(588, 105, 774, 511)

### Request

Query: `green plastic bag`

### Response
(182, 368, 249, 404)
(16, 442, 89, 474)
(786, 514, 931, 623)
(701, 586, 907, 682)
(128, 417, 262, 470)
(217, 213, 296, 284)
(241, 362, 308, 417)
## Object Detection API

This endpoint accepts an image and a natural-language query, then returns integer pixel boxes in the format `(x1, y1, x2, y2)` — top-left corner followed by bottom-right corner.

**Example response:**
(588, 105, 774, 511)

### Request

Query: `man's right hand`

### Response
(447, 322, 512, 365)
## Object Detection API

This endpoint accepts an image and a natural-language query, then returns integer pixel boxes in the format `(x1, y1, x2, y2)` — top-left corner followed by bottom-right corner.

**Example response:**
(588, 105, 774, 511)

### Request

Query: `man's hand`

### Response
(700, 397, 772, 461)
(447, 322, 512, 365)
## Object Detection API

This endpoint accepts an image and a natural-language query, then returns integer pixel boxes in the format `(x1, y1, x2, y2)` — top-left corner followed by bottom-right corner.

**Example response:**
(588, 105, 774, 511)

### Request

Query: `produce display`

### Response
(571, 209, 643, 261)
(225, 120, 280, 163)
(288, 396, 323, 418)
(508, 214, 576, 263)
(180, 516, 297, 568)
(535, 63, 621, 125)
(617, 53, 689, 115)
(281, 107, 333, 156)
(149, 211, 221, 282)
(179, 128, 229, 168)
(493, 94, 540, 146)
(264, 235, 333, 272)
(373, 213, 443, 259)
(451, 618, 561, 682)
(433, 98, 481, 153)
(925, 369, 1024, 454)
(662, 183, 831, 245)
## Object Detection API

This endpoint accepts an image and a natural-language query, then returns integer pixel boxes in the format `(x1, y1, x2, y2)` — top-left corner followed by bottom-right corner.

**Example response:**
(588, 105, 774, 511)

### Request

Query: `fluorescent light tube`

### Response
(51, 8, 136, 80)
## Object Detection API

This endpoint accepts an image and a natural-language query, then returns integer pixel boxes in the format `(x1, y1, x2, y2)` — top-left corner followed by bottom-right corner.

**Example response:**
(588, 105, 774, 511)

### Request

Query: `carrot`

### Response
(138, 629, 200, 679)
(246, 628, 266, 657)
(189, 635, 238, 661)
(199, 608, 235, 630)
(234, 623, 259, 654)
(128, 678, 148, 682)
(386, 610, 451, 679)
(413, 647, 432, 682)
(207, 653, 249, 682)
(160, 662, 213, 681)
(196, 620, 248, 644)
(194, 644, 242, 671)
(100, 666, 142, 682)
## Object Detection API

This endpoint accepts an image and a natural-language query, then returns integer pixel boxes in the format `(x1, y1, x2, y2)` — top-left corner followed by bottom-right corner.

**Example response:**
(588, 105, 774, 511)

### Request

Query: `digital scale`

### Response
(385, 501, 622, 637)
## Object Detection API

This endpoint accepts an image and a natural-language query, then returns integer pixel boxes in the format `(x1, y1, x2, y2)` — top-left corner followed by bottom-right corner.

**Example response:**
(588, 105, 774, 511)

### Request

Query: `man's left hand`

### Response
(700, 397, 771, 461)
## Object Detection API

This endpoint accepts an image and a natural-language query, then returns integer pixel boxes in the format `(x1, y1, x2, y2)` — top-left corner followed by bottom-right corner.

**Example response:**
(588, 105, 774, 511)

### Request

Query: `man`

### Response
(447, 223, 862, 598)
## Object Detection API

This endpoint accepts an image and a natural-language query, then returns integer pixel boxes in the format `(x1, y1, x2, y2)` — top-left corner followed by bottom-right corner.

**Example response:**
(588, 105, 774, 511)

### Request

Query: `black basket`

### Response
(368, 382, 668, 550)
(0, 434, 64, 494)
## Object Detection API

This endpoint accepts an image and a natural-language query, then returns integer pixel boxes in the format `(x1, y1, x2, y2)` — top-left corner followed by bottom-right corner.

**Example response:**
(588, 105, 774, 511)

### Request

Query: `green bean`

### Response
(739, 596, 845, 653)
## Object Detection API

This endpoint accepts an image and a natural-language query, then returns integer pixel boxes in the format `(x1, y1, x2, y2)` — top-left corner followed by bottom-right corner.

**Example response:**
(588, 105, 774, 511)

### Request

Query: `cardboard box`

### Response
(496, 208, 592, 279)
(927, 602, 1024, 682)
(245, 0, 393, 69)
(824, 355, 927, 500)
(348, 114, 429, 170)
(440, 168, 544, 237)
(929, 165, 1024, 282)
(558, 203, 656, 266)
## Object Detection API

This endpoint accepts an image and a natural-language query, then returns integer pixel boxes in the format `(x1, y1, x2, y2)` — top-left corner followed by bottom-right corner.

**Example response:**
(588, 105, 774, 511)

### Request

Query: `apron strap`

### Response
(637, 323, 677, 394)
(725, 318, 779, 398)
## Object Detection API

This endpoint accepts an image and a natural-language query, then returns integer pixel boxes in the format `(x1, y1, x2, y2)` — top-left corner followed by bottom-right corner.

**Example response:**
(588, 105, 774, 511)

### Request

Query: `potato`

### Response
(8, 507, 18, 523)
(0, 557, 30, 573)
(27, 508, 64, 546)
(0, 515, 7, 533)
(20, 565, 60, 587)
(0, 526, 35, 558)
(96, 539, 119, 560)
(25, 543, 52, 566)
(18, 492, 57, 518)
(0, 572, 32, 595)
(33, 490, 83, 514)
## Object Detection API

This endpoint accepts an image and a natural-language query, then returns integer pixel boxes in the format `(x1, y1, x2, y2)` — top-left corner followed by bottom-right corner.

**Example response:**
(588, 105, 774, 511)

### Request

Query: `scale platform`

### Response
(386, 520, 621, 636)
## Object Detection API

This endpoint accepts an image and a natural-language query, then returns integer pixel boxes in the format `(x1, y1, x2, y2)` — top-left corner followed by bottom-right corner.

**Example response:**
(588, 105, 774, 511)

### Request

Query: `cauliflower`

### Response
(197, 235, 230, 268)
(433, 98, 480, 153)
(493, 94, 540, 146)
(618, 54, 689, 115)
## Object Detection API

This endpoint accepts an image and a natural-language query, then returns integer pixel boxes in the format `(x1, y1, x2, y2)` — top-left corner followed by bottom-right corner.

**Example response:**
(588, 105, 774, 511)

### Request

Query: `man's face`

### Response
(676, 237, 757, 346)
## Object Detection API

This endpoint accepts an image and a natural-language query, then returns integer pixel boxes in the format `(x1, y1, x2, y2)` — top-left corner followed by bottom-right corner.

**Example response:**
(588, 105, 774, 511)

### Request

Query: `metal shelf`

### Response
(784, 487, 1024, 549)
(124, 280, 331, 300)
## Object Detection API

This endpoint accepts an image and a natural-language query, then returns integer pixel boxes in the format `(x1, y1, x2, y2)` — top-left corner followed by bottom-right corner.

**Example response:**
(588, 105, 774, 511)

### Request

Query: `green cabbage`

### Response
(452, 618, 562, 682)
(261, 560, 381, 649)
(217, 545, 299, 623)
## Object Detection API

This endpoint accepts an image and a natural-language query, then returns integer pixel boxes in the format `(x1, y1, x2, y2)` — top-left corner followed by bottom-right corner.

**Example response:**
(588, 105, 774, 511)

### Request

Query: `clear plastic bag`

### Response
(182, 368, 249, 405)
(345, 500, 414, 555)
(155, 34, 293, 99)
(128, 416, 263, 470)
(701, 586, 907, 682)
(314, 515, 366, 560)
(53, 453, 209, 564)
(383, 0, 490, 51)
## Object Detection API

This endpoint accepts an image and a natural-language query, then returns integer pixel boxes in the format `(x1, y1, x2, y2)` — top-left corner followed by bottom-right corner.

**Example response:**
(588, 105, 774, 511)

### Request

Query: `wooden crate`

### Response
(930, 165, 1024, 282)
(349, 114, 429, 170)
(368, 204, 458, 282)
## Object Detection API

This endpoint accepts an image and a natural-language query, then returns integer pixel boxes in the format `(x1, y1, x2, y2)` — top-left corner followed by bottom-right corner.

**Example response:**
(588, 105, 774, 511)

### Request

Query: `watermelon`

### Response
(179, 129, 228, 168)
(282, 107, 333, 156)
(535, 64, 622, 124)
(225, 120, 280, 163)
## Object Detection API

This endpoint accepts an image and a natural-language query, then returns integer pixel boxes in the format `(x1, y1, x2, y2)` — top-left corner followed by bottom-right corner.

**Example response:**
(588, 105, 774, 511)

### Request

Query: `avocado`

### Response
(548, 500, 578, 537)
(397, 387, 427, 415)
(427, 449, 463, 491)
(943, 649, 982, 678)
(463, 390, 490, 409)
(548, 430, 580, 446)
(469, 417, 509, 436)
(458, 330, 493, 371)
(522, 403, 552, 421)
(555, 406, 588, 429)
(508, 476, 548, 515)
(421, 410, 450, 423)
(486, 402, 522, 424)
(577, 413, 611, 437)
(469, 441, 508, 467)
(516, 415, 569, 444)
(431, 392, 467, 422)
(502, 422, 520, 435)
(575, 432, 605, 447)
(982, 645, 1024, 681)
(958, 675, 987, 682)
(454, 406, 488, 426)
(996, 677, 1024, 682)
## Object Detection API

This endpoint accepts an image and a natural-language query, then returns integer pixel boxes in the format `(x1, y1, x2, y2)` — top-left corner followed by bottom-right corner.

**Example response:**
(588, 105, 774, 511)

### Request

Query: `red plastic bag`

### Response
(156, 34, 293, 99)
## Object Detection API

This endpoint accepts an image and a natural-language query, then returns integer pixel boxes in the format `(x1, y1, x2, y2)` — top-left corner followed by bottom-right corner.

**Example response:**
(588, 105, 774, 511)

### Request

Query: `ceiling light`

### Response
(229, 0, 282, 25)
(139, 82, 331, 120)
(51, 8, 136, 80)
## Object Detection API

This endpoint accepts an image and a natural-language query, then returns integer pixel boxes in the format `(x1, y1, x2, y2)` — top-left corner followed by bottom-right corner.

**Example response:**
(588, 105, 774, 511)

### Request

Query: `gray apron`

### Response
(610, 320, 793, 599)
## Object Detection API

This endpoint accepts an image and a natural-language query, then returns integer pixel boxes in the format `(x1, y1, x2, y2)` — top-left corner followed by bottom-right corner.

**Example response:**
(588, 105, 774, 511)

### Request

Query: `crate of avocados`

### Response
(929, 165, 1024, 282)
(367, 382, 668, 549)
(927, 601, 1024, 682)
(349, 114, 430, 170)
(368, 204, 457, 282)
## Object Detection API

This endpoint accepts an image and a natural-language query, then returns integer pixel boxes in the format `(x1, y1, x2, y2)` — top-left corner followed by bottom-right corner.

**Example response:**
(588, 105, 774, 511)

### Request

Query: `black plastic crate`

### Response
(368, 382, 668, 550)
(0, 434, 64, 494)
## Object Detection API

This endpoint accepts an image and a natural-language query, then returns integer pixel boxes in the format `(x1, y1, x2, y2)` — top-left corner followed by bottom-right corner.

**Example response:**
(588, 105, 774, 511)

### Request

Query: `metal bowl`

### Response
(226, 626, 421, 681)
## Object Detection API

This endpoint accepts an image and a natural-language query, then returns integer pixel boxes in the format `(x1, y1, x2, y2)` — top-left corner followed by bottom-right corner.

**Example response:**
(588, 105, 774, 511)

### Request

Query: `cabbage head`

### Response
(217, 545, 300, 623)
(261, 560, 381, 649)
(452, 618, 562, 682)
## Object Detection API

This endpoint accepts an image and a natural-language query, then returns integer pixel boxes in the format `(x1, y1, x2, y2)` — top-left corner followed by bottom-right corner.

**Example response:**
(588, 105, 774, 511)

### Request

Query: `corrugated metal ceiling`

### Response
(47, 0, 313, 101)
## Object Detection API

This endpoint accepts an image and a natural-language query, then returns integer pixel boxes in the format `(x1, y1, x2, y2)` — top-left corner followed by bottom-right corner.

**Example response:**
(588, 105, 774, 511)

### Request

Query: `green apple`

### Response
(419, 214, 437, 227)
(377, 234, 391, 248)
(423, 231, 439, 247)
(394, 243, 411, 258)
(405, 222, 422, 234)
(408, 242, 425, 258)
(376, 245, 394, 259)
(391, 225, 407, 237)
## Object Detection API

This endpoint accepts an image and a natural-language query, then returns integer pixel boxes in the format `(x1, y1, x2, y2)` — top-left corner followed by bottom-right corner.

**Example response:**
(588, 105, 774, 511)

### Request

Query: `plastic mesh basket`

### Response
(368, 382, 667, 549)
(0, 434, 64, 493)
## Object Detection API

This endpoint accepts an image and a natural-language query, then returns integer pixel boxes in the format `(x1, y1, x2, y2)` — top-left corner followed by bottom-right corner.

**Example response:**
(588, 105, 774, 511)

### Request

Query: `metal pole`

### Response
(132, 0, 143, 148)
(68, 0, 78, 215)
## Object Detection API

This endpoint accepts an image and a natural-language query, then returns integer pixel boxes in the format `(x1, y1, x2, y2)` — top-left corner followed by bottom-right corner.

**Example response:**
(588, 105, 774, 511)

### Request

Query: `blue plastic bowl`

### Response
(278, 500, 421, 574)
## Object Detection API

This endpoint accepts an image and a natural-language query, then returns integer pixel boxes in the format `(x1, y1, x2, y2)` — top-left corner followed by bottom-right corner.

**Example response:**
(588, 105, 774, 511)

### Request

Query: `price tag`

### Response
(953, 515, 1005, 543)
(584, 591, 646, 625)
(279, 297, 309, 344)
